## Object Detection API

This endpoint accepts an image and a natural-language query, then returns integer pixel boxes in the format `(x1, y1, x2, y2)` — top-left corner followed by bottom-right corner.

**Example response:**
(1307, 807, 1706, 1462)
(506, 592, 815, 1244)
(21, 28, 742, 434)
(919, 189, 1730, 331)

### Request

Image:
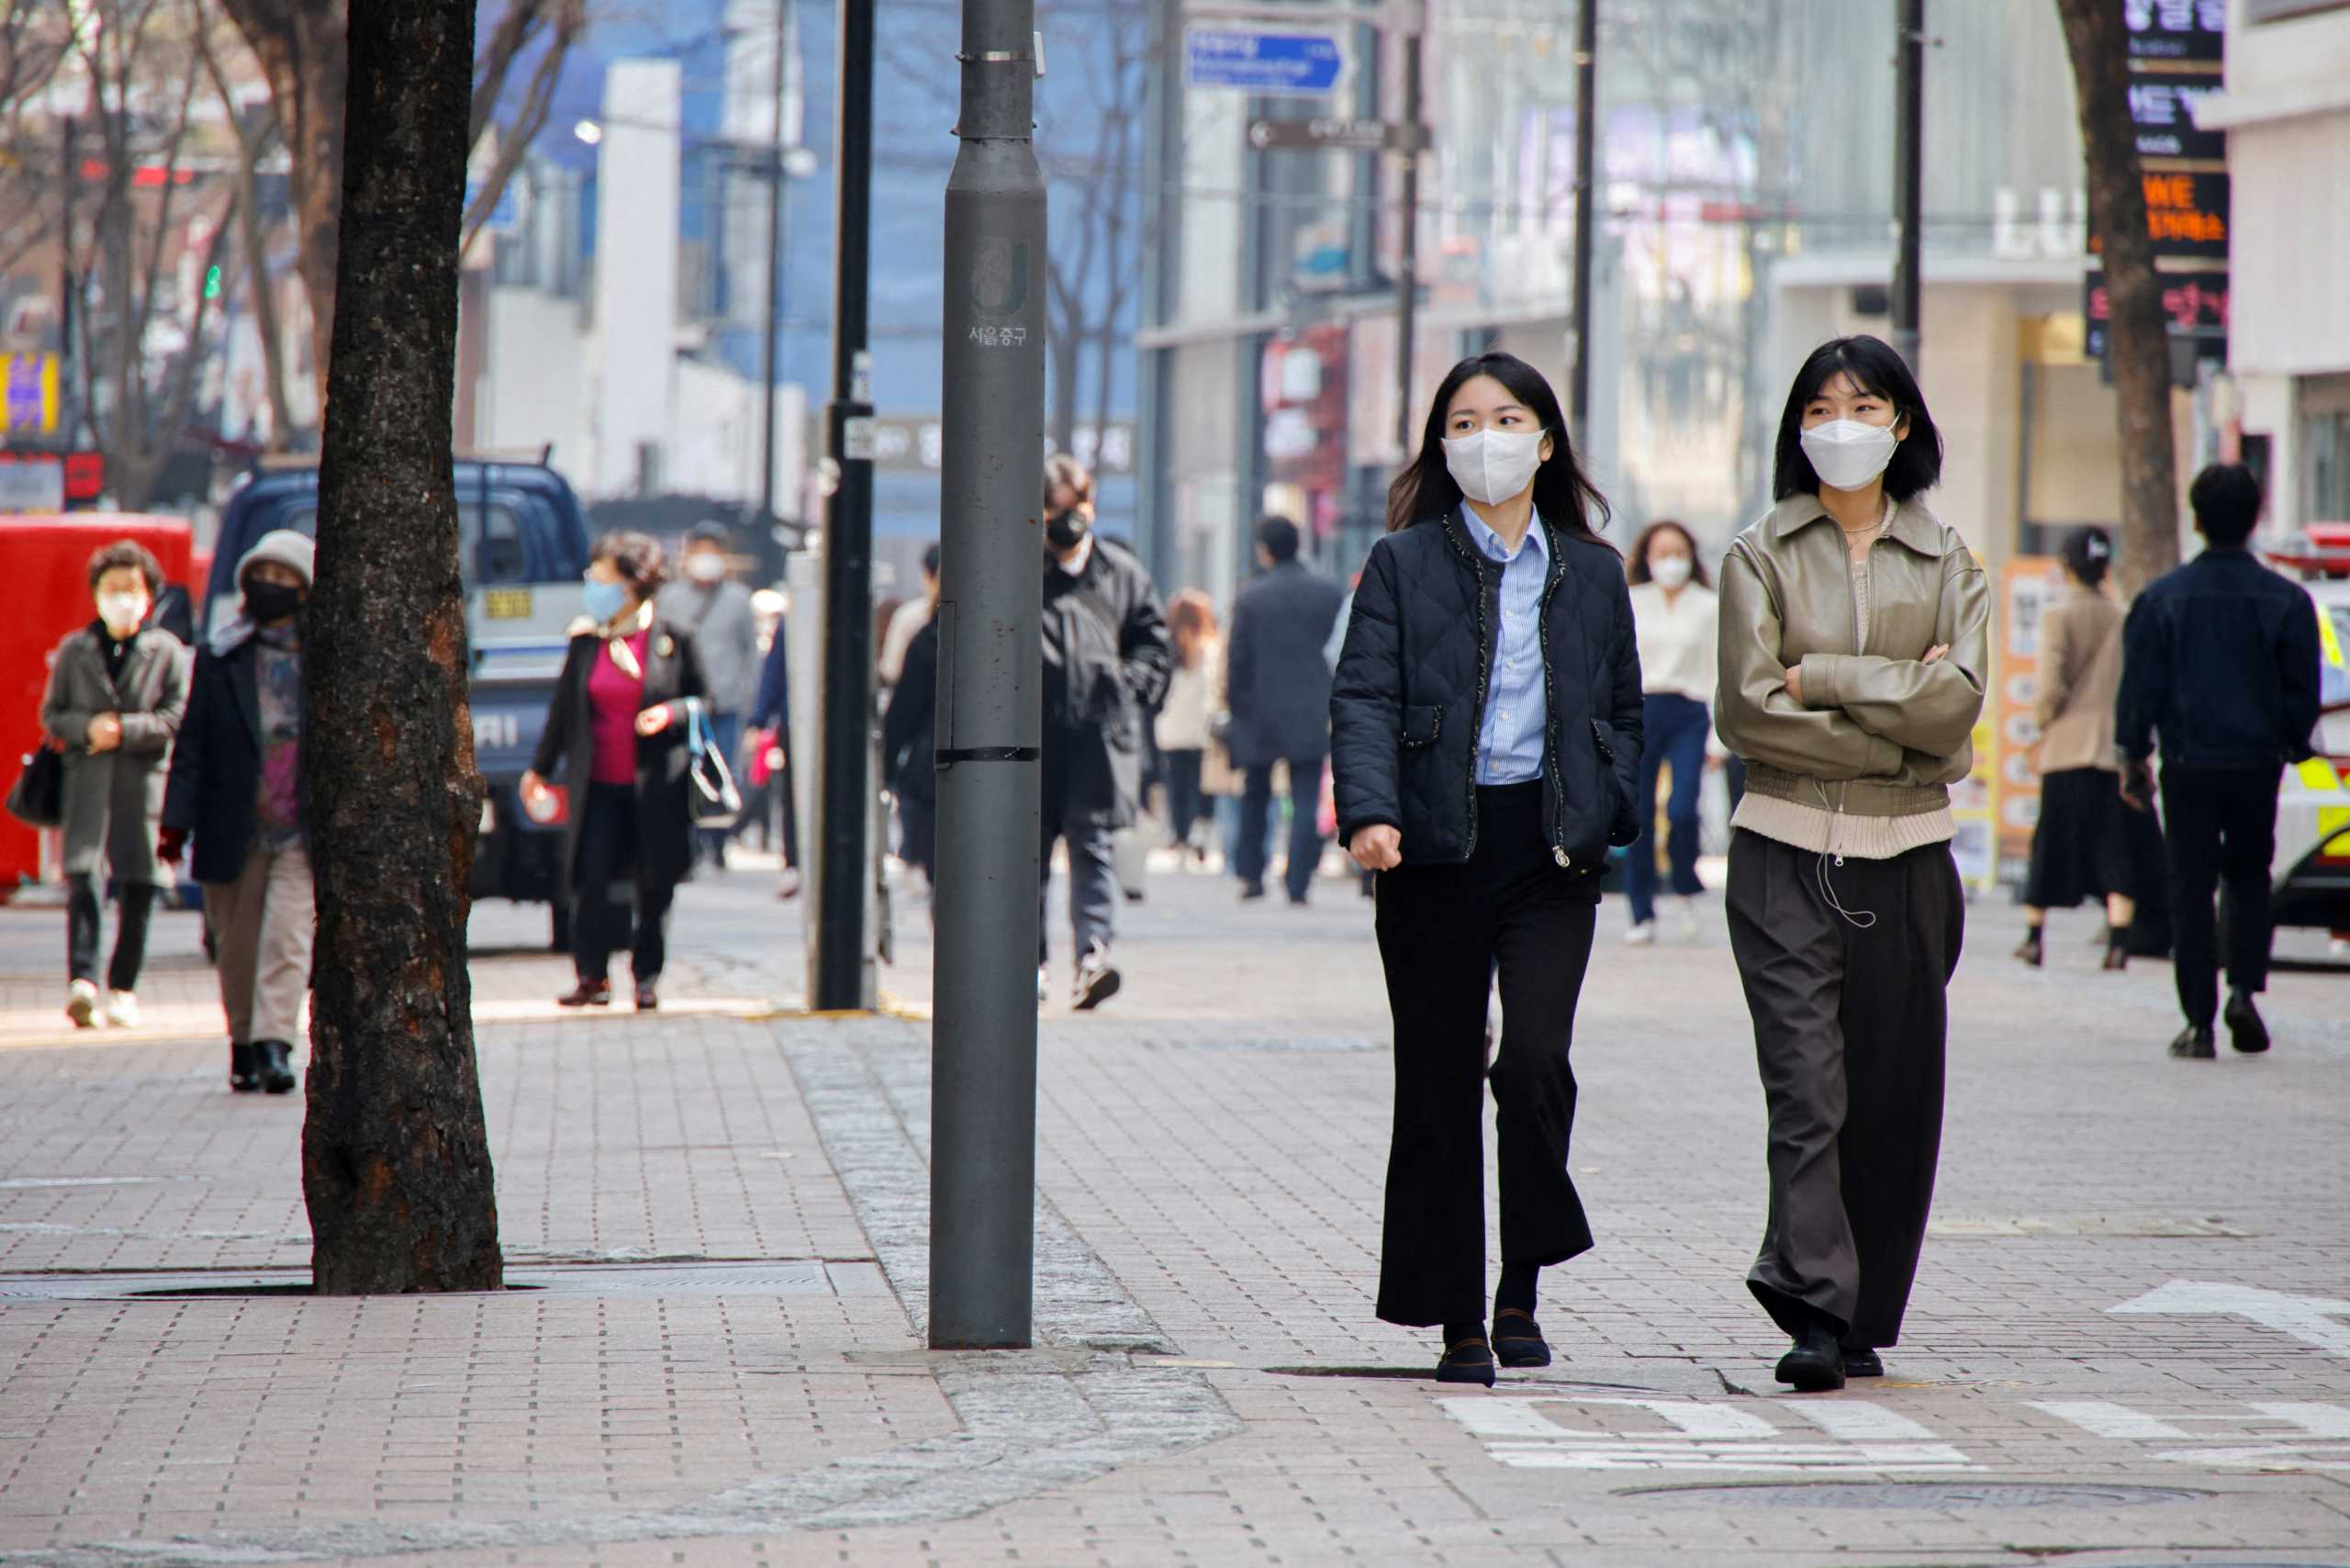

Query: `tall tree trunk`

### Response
(303, 0, 501, 1295)
(220, 0, 347, 405)
(2054, 0, 2179, 595)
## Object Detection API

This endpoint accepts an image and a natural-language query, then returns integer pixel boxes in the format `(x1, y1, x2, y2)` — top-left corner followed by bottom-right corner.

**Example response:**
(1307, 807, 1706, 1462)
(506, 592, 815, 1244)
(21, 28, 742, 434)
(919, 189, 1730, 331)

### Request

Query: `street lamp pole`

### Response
(930, 0, 1047, 1350)
(1569, 0, 1596, 446)
(758, 0, 790, 532)
(1891, 0, 1924, 375)
(811, 0, 877, 1011)
(1392, 24, 1420, 456)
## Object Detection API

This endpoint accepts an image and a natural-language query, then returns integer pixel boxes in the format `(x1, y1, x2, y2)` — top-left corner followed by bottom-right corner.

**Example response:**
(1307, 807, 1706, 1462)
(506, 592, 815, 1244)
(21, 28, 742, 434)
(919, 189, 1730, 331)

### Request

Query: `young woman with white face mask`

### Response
(1330, 353, 1644, 1386)
(1714, 335, 1989, 1392)
(1622, 520, 1718, 944)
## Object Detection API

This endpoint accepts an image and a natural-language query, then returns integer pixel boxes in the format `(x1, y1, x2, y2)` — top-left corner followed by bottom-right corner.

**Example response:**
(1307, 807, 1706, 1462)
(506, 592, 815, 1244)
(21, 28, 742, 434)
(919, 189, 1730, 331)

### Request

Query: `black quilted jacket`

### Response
(1330, 511, 1644, 873)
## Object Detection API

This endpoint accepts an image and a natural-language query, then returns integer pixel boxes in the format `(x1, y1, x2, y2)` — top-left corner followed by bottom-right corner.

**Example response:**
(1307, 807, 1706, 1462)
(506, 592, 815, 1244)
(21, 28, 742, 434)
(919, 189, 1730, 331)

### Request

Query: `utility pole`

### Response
(930, 0, 1046, 1350)
(59, 114, 75, 444)
(811, 0, 877, 1011)
(758, 0, 789, 532)
(1392, 24, 1421, 455)
(1569, 0, 1596, 445)
(1891, 0, 1924, 375)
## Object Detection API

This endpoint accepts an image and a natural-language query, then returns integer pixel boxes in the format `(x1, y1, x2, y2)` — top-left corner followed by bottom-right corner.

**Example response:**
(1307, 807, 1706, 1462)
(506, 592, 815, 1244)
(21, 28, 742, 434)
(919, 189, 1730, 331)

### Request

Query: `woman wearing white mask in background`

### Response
(1715, 335, 1988, 1392)
(1621, 520, 1718, 944)
(1331, 353, 1644, 1387)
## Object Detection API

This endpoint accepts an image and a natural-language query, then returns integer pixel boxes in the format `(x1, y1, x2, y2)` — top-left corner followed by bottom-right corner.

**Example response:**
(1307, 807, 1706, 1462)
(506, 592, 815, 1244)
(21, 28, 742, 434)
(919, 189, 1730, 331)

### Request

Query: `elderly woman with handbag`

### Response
(40, 541, 187, 1029)
(522, 532, 711, 1012)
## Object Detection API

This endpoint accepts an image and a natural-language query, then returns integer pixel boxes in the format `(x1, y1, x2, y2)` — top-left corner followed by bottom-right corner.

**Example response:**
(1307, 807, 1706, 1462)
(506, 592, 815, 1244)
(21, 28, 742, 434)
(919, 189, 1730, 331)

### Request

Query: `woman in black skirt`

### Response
(1330, 352, 1643, 1386)
(2017, 527, 2134, 968)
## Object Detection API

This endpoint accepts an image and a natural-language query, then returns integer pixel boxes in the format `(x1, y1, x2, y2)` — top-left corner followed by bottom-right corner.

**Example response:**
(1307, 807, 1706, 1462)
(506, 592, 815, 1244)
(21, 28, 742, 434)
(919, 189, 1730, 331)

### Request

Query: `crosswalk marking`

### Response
(2027, 1401, 2193, 1439)
(1483, 1440, 1974, 1473)
(2252, 1402, 2350, 1439)
(1779, 1399, 1941, 1441)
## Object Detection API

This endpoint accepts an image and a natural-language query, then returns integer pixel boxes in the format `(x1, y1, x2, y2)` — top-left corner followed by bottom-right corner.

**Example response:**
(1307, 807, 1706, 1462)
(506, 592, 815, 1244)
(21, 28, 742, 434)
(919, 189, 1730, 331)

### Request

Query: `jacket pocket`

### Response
(1402, 704, 1443, 748)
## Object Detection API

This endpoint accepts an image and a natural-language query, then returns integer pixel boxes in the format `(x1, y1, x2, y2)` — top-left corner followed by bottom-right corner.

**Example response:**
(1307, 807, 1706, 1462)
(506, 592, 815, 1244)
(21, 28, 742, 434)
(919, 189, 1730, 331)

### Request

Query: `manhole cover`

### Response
(1620, 1481, 2207, 1510)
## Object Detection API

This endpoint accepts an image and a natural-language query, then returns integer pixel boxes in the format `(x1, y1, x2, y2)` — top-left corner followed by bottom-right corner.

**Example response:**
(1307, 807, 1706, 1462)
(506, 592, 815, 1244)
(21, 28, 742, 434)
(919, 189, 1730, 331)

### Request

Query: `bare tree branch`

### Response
(459, 0, 583, 260)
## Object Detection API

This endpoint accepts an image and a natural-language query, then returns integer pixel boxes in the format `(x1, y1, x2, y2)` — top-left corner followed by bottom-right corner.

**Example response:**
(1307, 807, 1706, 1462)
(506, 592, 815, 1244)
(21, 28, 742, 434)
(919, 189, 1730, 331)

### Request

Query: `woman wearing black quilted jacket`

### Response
(1329, 353, 1644, 1387)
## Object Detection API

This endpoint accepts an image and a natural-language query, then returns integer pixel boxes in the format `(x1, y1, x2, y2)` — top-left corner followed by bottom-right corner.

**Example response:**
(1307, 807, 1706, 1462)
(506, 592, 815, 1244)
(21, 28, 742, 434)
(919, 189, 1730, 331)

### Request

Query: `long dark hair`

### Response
(1385, 353, 1612, 545)
(1626, 520, 1710, 589)
(1772, 335, 1944, 503)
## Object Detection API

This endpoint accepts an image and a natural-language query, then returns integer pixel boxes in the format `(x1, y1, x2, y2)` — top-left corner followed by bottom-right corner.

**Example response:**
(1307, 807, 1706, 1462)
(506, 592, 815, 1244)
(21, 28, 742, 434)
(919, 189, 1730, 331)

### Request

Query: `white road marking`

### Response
(2028, 1401, 2194, 1440)
(2154, 1444, 2350, 1471)
(1483, 1440, 1974, 1473)
(2253, 1402, 2350, 1439)
(2109, 1279, 2350, 1358)
(1780, 1400, 1942, 1441)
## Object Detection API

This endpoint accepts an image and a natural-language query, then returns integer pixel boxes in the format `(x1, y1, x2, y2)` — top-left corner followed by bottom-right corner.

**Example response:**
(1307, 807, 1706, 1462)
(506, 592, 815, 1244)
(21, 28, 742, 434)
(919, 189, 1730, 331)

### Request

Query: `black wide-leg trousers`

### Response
(1373, 782, 1598, 1328)
(1726, 829, 1963, 1349)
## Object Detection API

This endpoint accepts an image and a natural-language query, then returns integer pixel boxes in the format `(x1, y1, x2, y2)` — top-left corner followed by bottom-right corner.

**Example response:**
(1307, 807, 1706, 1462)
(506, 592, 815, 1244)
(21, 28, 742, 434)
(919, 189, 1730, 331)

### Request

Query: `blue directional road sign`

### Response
(1185, 28, 1348, 95)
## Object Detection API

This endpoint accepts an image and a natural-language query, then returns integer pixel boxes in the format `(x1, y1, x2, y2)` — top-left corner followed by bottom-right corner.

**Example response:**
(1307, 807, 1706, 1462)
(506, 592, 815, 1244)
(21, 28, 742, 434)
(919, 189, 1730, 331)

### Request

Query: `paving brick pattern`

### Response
(0, 862, 2345, 1565)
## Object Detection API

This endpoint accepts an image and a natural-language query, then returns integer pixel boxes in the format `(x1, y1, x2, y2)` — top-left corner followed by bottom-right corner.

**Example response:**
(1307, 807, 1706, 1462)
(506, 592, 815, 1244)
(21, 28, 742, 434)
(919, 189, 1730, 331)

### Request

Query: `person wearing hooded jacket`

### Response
(160, 530, 318, 1094)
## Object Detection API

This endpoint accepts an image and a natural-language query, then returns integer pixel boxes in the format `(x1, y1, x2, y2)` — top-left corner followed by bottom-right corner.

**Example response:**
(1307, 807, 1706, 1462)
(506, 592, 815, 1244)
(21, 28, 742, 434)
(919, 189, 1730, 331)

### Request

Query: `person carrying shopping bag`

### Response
(43, 541, 186, 1030)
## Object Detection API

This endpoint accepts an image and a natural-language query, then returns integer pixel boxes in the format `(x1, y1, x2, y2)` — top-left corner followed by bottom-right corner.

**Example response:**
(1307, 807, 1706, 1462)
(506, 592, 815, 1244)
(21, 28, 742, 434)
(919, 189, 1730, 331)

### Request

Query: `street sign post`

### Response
(1185, 27, 1347, 93)
(1247, 117, 1425, 152)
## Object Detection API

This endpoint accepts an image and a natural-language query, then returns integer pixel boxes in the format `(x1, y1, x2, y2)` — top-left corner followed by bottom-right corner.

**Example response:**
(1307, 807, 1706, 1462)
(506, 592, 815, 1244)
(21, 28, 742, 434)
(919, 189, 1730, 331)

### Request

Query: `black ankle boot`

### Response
(1774, 1319, 1845, 1393)
(2102, 925, 2132, 971)
(2012, 929, 2043, 968)
(229, 1042, 259, 1093)
(255, 1040, 297, 1095)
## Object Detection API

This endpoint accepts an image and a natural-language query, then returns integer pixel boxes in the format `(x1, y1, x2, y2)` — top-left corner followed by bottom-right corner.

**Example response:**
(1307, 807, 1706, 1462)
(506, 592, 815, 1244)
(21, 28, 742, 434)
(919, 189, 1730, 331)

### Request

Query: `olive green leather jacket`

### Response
(1715, 494, 1991, 819)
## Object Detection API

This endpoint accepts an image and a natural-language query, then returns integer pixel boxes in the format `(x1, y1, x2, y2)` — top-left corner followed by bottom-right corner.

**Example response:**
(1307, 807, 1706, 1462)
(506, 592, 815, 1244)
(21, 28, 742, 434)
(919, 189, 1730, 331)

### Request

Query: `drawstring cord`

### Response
(1810, 778, 1879, 930)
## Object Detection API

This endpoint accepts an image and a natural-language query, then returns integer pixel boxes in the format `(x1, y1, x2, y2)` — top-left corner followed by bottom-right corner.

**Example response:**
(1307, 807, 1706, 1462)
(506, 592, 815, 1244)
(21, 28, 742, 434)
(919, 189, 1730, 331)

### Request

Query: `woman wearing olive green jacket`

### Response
(1715, 335, 1989, 1394)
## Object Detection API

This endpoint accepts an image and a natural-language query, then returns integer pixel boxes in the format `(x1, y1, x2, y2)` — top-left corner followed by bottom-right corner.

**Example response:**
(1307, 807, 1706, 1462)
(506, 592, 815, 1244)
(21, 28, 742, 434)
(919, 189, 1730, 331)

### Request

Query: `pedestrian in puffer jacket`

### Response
(1329, 351, 1643, 1390)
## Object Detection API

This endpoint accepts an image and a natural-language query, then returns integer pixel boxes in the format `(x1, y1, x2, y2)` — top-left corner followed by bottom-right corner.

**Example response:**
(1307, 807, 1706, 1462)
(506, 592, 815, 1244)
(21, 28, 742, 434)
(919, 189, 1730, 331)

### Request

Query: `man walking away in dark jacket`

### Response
(2117, 464, 2322, 1060)
(1039, 454, 1173, 1010)
(1227, 515, 1348, 904)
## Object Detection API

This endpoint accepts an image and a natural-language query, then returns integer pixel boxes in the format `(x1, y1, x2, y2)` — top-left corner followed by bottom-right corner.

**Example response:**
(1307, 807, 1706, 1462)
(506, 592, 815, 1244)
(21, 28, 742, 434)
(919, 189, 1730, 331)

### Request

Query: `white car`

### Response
(2264, 550, 2350, 940)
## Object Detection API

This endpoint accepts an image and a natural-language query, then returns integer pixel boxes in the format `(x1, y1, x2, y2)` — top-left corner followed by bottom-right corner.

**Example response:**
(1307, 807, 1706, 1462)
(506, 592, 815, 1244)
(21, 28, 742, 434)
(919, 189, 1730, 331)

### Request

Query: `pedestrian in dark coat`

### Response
(1038, 454, 1173, 1010)
(879, 611, 938, 882)
(160, 530, 319, 1095)
(42, 541, 185, 1029)
(523, 532, 708, 1011)
(1330, 352, 1642, 1389)
(1226, 515, 1348, 904)
(2117, 463, 2322, 1060)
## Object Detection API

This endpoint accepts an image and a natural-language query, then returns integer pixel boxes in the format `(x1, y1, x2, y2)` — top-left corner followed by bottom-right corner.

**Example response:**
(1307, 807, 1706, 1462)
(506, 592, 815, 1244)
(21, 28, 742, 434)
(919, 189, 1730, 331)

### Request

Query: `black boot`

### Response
(255, 1040, 297, 1095)
(2168, 1025, 2217, 1059)
(2012, 928, 2043, 968)
(229, 1042, 259, 1093)
(1774, 1318, 1845, 1393)
(2102, 925, 2132, 971)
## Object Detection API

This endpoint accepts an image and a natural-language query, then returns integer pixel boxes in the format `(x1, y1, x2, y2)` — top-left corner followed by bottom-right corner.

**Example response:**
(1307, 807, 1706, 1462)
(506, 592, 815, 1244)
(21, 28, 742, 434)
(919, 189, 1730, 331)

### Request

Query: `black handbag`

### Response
(681, 699, 743, 831)
(6, 742, 63, 829)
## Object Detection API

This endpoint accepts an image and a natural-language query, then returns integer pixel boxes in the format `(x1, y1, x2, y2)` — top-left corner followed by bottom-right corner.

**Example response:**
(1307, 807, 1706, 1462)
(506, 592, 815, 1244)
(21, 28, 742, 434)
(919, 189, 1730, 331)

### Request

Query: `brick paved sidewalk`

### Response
(1, 868, 2347, 1566)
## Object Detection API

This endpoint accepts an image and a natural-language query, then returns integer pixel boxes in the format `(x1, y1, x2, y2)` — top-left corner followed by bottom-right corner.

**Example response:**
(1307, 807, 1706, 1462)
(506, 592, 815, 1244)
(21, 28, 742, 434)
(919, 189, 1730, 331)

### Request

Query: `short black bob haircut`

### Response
(2188, 462, 2262, 547)
(1256, 514, 1301, 563)
(1773, 335, 1944, 504)
(1386, 352, 1611, 545)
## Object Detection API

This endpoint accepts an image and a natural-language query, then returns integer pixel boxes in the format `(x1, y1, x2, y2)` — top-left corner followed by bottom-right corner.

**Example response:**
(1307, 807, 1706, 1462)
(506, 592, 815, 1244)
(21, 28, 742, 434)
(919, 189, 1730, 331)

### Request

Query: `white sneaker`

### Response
(1036, 965, 1051, 1004)
(1667, 897, 1702, 942)
(1072, 943, 1123, 1012)
(1624, 921, 1658, 946)
(65, 979, 99, 1028)
(105, 991, 140, 1029)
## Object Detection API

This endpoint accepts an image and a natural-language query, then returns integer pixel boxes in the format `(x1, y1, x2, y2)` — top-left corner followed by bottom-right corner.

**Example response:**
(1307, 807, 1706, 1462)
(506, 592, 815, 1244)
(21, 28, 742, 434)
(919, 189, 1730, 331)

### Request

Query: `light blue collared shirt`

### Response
(1461, 504, 1550, 785)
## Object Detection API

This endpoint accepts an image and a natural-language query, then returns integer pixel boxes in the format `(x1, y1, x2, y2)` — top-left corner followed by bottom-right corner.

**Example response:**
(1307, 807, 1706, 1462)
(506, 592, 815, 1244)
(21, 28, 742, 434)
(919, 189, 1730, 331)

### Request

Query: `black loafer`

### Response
(2224, 990, 2269, 1054)
(1492, 1308, 1552, 1369)
(1774, 1323, 1845, 1393)
(1840, 1345, 1885, 1378)
(2169, 1025, 2217, 1059)
(229, 1042, 259, 1093)
(255, 1040, 297, 1096)
(1437, 1334, 1497, 1387)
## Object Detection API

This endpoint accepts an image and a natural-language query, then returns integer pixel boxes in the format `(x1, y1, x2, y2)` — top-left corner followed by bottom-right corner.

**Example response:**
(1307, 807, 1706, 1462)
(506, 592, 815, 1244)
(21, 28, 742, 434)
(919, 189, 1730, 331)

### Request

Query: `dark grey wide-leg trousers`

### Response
(1725, 828, 1964, 1348)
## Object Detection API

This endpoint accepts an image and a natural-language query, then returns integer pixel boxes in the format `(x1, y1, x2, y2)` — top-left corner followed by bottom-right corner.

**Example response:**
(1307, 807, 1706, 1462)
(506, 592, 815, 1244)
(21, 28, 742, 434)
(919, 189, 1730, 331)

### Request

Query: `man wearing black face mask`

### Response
(1037, 454, 1173, 1009)
(161, 530, 318, 1096)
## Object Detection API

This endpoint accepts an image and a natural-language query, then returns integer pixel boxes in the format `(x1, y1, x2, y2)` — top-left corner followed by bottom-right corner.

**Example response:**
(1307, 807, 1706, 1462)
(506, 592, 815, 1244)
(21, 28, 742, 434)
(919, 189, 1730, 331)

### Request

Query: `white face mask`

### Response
(687, 553, 726, 585)
(97, 592, 149, 635)
(1441, 428, 1546, 507)
(1799, 419, 1901, 492)
(1650, 554, 1693, 588)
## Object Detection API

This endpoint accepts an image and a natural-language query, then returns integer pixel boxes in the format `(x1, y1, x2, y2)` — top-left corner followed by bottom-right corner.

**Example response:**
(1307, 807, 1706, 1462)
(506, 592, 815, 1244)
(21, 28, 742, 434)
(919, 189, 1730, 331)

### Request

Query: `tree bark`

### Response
(303, 0, 501, 1295)
(2054, 0, 2179, 595)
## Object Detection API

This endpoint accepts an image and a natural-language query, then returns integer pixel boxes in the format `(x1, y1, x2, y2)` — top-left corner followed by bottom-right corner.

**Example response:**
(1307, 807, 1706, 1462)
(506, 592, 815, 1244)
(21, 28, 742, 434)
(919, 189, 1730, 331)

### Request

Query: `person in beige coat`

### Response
(2016, 528, 2134, 969)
